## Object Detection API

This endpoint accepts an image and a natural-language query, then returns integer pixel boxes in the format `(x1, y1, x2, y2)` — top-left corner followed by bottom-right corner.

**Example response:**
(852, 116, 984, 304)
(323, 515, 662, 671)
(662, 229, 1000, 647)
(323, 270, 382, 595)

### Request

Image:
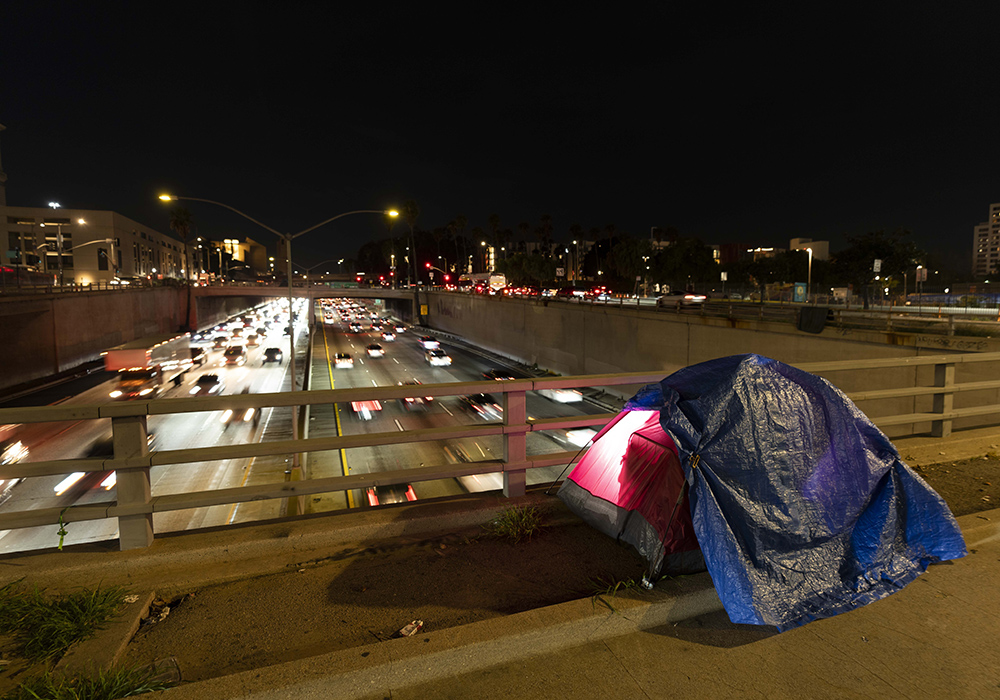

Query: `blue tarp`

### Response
(625, 354, 967, 630)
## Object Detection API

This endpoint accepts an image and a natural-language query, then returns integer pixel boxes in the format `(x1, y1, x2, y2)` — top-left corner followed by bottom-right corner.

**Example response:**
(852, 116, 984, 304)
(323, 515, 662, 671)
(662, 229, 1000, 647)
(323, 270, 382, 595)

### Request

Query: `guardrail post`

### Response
(931, 361, 955, 438)
(112, 414, 153, 550)
(502, 387, 527, 498)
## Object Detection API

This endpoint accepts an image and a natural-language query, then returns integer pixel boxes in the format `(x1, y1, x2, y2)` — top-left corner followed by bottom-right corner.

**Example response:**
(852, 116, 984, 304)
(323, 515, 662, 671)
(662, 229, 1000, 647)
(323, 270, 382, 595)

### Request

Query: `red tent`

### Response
(559, 409, 701, 578)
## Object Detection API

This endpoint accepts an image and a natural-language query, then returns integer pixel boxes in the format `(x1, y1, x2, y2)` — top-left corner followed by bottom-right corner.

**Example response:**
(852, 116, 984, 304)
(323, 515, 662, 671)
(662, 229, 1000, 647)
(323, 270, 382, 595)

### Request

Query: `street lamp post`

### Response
(806, 247, 813, 303)
(159, 195, 397, 398)
(159, 194, 396, 513)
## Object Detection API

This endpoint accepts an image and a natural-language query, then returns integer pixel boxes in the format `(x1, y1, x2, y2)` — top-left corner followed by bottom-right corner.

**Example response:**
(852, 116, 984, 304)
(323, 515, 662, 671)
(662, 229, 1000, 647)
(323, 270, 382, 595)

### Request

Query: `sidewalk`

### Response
(153, 508, 1000, 700)
(8, 428, 999, 699)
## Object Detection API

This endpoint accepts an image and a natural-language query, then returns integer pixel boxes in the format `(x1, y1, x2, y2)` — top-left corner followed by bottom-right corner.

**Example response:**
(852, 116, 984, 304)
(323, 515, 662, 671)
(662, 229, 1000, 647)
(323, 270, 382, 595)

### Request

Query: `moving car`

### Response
(0, 425, 27, 506)
(657, 290, 707, 309)
(334, 353, 354, 369)
(381, 330, 396, 342)
(538, 387, 583, 403)
(458, 393, 503, 421)
(365, 484, 417, 506)
(419, 335, 439, 350)
(366, 344, 385, 358)
(483, 368, 516, 381)
(262, 347, 283, 364)
(189, 373, 225, 396)
(425, 349, 452, 366)
(220, 388, 262, 431)
(222, 345, 247, 366)
(245, 334, 260, 348)
(351, 399, 382, 421)
(399, 380, 433, 410)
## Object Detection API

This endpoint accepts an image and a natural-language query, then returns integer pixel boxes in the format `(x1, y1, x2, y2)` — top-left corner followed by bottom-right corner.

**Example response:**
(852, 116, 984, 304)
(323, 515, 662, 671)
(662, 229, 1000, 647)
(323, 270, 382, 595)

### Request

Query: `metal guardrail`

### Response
(1, 354, 998, 551)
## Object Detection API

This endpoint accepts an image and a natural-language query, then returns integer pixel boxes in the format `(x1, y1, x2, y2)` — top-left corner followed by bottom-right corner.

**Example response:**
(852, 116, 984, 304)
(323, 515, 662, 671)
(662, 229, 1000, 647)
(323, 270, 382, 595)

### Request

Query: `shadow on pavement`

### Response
(648, 609, 777, 648)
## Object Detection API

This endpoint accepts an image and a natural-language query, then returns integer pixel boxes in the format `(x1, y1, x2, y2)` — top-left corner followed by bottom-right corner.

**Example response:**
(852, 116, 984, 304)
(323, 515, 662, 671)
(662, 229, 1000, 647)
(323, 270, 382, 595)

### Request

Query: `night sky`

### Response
(3, 1, 998, 272)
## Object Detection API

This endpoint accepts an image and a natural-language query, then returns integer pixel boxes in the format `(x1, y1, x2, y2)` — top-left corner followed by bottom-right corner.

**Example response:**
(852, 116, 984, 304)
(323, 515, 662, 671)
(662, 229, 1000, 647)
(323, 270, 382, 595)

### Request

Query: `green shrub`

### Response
(484, 505, 543, 543)
(0, 582, 130, 661)
(3, 665, 173, 700)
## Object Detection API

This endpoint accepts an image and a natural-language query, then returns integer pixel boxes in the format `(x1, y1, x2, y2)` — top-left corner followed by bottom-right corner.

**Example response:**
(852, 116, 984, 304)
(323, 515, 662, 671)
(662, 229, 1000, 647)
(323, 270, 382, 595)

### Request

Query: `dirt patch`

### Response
(119, 521, 648, 683)
(912, 456, 1000, 516)
(106, 458, 1000, 685)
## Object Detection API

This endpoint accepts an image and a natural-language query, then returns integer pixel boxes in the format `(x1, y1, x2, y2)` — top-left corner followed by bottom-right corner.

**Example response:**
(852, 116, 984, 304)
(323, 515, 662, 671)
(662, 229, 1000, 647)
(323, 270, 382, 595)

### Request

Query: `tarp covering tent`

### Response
(559, 354, 967, 630)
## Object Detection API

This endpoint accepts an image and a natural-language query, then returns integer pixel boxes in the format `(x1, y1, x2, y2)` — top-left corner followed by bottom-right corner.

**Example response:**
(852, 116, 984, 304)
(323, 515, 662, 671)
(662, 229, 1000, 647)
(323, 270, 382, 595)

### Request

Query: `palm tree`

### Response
(169, 207, 193, 330)
(488, 213, 501, 254)
(453, 214, 468, 274)
(568, 224, 583, 280)
(470, 226, 485, 271)
(401, 200, 420, 287)
(384, 213, 399, 288)
(517, 222, 530, 250)
(539, 214, 554, 255)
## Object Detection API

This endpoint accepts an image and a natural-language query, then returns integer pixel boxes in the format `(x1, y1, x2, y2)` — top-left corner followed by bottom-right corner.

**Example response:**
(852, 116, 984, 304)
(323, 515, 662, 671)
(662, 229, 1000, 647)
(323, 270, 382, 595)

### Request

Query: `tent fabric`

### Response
(563, 353, 967, 630)
(558, 410, 702, 575)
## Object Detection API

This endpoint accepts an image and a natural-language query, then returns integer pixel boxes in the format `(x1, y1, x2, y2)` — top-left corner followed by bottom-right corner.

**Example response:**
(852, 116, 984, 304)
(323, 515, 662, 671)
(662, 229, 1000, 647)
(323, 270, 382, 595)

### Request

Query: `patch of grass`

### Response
(589, 576, 645, 612)
(986, 451, 1000, 460)
(3, 664, 173, 700)
(483, 505, 543, 543)
(0, 582, 130, 662)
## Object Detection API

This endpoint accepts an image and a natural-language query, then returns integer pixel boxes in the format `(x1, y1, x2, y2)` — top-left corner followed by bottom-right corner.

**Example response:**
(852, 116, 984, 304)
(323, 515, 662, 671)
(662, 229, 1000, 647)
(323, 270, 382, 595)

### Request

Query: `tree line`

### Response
(353, 201, 950, 296)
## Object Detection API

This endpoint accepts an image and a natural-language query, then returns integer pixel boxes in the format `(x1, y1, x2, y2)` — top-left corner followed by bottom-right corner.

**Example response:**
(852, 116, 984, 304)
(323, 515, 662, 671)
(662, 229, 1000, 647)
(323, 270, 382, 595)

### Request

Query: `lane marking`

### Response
(394, 419, 404, 432)
(323, 323, 356, 509)
(441, 403, 453, 417)
(225, 396, 278, 524)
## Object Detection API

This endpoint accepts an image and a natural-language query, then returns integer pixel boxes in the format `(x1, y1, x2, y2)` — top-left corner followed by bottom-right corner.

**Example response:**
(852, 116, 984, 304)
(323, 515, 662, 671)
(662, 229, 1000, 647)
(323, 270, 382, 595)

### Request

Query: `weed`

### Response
(987, 451, 1000, 460)
(483, 505, 543, 543)
(3, 664, 173, 700)
(589, 576, 644, 612)
(0, 582, 130, 662)
(56, 509, 70, 552)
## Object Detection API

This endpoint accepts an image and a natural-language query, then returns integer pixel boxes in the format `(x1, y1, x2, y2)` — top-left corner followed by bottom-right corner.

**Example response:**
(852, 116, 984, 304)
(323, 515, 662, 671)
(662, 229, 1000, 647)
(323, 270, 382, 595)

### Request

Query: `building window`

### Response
(97, 248, 109, 271)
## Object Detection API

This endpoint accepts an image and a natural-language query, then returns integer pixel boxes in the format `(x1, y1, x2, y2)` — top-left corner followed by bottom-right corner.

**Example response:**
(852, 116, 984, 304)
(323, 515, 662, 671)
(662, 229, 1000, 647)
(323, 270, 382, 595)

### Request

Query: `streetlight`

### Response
(293, 258, 343, 289)
(425, 262, 448, 286)
(158, 194, 397, 398)
(62, 238, 116, 284)
(39, 217, 85, 286)
(806, 247, 813, 303)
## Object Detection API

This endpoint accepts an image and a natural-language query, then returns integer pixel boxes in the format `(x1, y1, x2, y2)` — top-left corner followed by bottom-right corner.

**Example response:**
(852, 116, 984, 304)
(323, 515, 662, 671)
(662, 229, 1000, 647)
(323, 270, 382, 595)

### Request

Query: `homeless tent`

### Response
(558, 354, 967, 630)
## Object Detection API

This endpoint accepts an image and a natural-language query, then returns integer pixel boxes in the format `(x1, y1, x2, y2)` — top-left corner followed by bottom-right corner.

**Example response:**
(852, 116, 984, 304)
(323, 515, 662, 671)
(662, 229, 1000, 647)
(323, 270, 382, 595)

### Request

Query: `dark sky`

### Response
(2, 1, 998, 272)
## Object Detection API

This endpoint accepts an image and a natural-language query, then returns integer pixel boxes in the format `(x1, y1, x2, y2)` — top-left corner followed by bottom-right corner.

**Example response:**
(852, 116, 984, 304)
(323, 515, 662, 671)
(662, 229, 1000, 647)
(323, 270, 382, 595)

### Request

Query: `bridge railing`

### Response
(1, 353, 999, 551)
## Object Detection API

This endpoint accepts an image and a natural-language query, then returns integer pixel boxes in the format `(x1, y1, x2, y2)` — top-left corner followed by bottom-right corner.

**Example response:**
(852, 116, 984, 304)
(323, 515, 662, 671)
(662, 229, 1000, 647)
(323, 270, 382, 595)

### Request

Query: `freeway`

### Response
(304, 300, 599, 512)
(0, 302, 306, 554)
(0, 296, 605, 553)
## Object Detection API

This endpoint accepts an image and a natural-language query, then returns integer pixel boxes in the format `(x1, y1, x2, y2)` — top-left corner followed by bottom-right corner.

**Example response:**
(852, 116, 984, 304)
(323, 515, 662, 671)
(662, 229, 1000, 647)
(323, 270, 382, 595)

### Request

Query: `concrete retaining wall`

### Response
(0, 289, 276, 394)
(423, 293, 1000, 437)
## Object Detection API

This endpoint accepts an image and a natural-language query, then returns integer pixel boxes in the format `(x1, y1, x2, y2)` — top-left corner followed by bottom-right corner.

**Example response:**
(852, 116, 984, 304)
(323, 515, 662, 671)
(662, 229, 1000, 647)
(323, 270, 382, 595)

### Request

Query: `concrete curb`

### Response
(0, 491, 579, 597)
(147, 507, 998, 699)
(153, 572, 723, 699)
(55, 590, 156, 676)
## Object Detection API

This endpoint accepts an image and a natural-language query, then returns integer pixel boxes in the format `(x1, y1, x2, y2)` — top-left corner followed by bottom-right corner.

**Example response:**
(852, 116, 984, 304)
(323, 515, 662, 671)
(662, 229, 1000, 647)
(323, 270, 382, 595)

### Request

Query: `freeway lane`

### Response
(0, 296, 605, 551)
(305, 300, 602, 511)
(0, 307, 307, 554)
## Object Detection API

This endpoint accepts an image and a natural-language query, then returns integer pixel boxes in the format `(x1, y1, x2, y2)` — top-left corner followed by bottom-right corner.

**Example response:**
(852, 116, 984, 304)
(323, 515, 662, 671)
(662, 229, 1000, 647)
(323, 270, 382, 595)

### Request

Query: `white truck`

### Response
(103, 333, 193, 400)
